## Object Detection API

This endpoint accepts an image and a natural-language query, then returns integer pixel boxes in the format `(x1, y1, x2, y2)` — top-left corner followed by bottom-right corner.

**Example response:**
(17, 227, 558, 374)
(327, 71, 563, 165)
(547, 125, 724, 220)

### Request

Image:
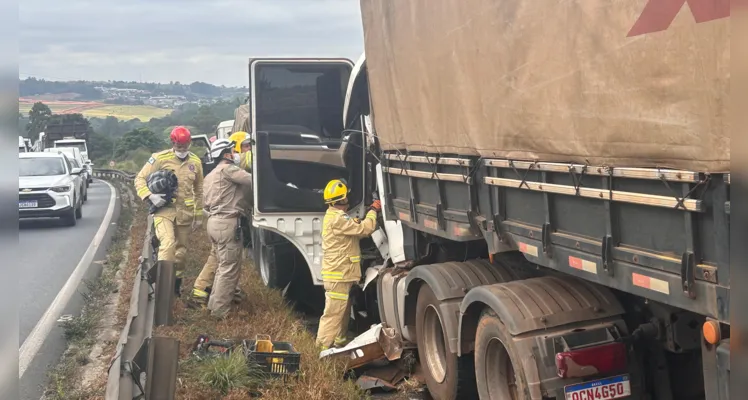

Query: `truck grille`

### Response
(19, 193, 56, 208)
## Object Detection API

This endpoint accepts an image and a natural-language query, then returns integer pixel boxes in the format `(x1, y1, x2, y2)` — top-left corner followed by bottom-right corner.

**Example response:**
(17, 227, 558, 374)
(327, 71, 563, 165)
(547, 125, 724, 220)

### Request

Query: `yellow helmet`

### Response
(228, 131, 251, 153)
(323, 179, 348, 204)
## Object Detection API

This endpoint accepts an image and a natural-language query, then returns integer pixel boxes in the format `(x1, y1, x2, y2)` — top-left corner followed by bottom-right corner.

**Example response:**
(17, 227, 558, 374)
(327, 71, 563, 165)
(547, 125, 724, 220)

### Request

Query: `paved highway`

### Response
(18, 180, 119, 400)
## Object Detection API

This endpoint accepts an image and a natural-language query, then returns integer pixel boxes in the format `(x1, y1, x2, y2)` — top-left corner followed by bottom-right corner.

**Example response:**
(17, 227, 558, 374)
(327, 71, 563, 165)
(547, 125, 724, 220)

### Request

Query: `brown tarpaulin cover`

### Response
(233, 104, 249, 133)
(360, 0, 730, 172)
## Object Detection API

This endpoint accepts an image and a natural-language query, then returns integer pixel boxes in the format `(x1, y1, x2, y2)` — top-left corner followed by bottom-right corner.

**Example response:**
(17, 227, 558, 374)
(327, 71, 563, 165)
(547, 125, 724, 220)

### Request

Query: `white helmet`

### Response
(210, 138, 234, 159)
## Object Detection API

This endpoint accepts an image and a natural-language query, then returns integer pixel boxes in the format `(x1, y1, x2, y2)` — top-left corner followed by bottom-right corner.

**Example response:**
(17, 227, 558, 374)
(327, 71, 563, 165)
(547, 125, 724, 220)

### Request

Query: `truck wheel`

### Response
(474, 309, 529, 400)
(416, 285, 477, 400)
(251, 228, 291, 289)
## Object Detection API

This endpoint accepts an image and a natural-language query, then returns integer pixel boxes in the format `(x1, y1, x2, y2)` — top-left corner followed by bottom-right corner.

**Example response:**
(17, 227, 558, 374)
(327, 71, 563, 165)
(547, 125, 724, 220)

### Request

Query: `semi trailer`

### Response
(243, 1, 730, 399)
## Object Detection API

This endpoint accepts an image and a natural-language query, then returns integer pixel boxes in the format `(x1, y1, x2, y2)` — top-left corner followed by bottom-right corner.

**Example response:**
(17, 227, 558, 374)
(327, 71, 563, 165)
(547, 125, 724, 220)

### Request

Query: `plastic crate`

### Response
(243, 337, 301, 378)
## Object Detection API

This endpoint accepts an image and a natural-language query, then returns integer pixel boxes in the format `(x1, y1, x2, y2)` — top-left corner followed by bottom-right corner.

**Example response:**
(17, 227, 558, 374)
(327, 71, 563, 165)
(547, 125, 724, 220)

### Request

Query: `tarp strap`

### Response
(569, 163, 589, 196)
(658, 169, 710, 210)
(508, 160, 535, 190)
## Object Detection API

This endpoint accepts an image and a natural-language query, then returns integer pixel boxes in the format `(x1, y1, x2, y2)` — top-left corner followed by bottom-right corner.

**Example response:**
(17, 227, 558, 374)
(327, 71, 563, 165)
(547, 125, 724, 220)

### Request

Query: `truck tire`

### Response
(474, 309, 529, 400)
(251, 228, 291, 289)
(75, 201, 82, 219)
(416, 285, 477, 400)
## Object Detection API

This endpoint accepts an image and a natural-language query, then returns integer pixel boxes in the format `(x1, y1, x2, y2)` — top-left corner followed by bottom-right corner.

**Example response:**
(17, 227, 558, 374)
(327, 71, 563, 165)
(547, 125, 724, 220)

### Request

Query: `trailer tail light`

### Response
(555, 342, 627, 379)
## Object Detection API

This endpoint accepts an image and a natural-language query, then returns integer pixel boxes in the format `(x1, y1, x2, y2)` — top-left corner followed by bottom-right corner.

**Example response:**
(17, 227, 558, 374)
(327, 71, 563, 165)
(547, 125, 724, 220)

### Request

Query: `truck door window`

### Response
(255, 63, 350, 140)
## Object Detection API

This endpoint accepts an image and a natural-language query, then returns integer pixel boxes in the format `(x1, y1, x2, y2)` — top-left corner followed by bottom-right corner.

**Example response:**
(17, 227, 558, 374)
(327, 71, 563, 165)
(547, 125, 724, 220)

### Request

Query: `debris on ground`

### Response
(319, 323, 404, 369)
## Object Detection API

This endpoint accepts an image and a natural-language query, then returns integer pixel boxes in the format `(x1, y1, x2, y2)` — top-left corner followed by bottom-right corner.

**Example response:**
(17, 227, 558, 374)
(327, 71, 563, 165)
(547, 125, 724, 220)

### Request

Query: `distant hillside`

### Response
(19, 77, 247, 101)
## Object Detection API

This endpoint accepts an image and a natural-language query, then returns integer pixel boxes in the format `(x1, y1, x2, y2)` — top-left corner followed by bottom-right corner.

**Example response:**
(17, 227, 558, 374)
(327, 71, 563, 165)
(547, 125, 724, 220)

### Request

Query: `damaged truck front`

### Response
(246, 1, 730, 399)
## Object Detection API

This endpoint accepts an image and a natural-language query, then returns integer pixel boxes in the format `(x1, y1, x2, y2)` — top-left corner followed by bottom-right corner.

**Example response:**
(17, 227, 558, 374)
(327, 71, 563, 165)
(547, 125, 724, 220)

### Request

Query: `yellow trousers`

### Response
(316, 281, 354, 349)
(194, 249, 218, 293)
(153, 216, 190, 277)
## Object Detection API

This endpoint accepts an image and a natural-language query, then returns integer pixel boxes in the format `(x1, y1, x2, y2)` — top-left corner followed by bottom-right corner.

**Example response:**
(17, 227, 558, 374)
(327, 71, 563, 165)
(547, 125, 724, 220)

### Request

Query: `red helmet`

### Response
(170, 126, 191, 144)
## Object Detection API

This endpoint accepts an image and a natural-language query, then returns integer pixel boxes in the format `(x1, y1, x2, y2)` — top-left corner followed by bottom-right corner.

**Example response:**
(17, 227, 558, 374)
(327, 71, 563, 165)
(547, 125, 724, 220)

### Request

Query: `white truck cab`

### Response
(216, 120, 234, 140)
(246, 56, 395, 290)
(54, 139, 89, 161)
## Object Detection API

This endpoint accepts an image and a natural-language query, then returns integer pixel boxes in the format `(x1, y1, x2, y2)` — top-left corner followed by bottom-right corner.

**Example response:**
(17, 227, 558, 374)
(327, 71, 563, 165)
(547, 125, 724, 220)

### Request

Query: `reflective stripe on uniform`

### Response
(189, 155, 201, 163)
(334, 336, 348, 346)
(137, 186, 151, 197)
(156, 153, 174, 161)
(194, 209, 203, 216)
(321, 271, 344, 280)
(366, 211, 377, 221)
(185, 198, 195, 206)
(349, 256, 361, 263)
(175, 270, 183, 277)
(153, 216, 163, 227)
(192, 288, 209, 298)
(326, 291, 349, 301)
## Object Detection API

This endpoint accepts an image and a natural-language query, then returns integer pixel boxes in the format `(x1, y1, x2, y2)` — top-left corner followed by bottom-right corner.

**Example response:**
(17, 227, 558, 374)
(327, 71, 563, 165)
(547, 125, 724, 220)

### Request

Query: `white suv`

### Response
(19, 152, 84, 226)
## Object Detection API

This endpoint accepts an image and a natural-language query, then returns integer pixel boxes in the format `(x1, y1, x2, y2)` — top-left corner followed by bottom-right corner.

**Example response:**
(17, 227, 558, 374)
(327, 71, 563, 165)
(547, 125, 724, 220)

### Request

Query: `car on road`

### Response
(68, 158, 88, 202)
(45, 147, 91, 189)
(19, 152, 84, 226)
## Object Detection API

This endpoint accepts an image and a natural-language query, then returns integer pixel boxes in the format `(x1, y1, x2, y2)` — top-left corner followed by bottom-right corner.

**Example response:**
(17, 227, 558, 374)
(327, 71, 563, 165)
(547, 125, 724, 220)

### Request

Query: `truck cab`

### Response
(246, 57, 380, 290)
(215, 119, 234, 140)
(54, 139, 88, 161)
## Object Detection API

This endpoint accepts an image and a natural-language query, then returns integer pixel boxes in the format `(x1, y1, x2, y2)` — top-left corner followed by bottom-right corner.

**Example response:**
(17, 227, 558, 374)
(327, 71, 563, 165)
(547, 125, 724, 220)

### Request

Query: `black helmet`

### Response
(147, 169, 178, 195)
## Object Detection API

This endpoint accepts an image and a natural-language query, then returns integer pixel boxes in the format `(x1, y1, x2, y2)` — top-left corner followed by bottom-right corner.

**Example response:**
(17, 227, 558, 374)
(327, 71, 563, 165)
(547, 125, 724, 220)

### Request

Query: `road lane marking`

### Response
(19, 180, 117, 378)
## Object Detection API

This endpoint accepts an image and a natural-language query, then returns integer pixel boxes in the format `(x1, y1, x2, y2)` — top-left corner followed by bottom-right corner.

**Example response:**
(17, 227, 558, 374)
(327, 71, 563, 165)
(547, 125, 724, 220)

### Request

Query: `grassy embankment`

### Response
(156, 223, 366, 399)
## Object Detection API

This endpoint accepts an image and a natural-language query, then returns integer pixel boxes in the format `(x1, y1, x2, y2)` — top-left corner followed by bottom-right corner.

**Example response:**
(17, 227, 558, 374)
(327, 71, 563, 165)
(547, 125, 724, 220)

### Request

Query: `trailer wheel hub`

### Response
(423, 304, 447, 383)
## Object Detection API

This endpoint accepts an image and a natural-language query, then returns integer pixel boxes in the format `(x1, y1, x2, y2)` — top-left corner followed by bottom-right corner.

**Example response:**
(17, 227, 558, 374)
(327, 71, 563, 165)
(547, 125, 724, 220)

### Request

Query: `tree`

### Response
(114, 128, 166, 159)
(190, 105, 219, 134)
(88, 131, 115, 162)
(26, 102, 52, 137)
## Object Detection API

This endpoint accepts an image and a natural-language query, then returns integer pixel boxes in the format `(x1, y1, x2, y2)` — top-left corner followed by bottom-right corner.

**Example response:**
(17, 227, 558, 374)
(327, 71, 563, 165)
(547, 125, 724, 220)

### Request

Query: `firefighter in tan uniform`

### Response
(316, 179, 381, 349)
(202, 138, 252, 318)
(134, 126, 203, 295)
(190, 132, 252, 308)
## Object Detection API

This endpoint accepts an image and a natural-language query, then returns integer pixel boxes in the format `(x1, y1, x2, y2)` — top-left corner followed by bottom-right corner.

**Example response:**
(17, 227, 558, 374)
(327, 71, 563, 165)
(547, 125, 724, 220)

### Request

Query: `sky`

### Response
(19, 0, 365, 87)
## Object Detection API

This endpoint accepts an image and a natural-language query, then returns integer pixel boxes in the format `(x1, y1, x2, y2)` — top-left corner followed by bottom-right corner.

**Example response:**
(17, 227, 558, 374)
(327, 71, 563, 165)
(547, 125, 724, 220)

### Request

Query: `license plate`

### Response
(19, 200, 38, 208)
(564, 374, 631, 400)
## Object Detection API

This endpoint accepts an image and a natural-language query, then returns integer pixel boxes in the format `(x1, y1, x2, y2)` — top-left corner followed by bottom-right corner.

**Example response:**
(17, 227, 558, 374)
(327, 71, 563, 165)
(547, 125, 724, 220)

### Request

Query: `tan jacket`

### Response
(203, 162, 252, 219)
(134, 149, 204, 225)
(321, 208, 377, 282)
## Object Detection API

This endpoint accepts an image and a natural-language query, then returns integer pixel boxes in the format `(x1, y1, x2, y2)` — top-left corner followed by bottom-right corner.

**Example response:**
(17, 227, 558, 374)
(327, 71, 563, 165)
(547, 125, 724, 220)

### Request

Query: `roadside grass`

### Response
(155, 222, 367, 400)
(43, 180, 141, 400)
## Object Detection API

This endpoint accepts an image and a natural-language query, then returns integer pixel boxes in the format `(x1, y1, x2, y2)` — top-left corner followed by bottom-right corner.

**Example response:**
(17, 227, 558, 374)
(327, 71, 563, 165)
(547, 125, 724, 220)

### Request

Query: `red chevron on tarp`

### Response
(628, 0, 729, 37)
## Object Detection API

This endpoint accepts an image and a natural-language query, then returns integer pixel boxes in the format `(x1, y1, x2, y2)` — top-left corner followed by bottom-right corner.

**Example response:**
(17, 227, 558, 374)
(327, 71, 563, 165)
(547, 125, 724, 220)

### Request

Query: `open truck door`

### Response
(189, 134, 216, 176)
(249, 58, 365, 288)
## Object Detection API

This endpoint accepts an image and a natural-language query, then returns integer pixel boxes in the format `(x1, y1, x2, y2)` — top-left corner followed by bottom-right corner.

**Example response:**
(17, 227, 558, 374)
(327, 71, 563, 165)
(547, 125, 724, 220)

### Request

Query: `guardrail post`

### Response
(145, 337, 179, 399)
(154, 261, 176, 326)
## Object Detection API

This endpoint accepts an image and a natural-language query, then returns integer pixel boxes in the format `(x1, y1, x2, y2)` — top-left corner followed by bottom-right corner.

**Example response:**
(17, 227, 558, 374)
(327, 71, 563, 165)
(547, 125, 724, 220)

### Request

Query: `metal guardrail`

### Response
(94, 169, 136, 182)
(96, 170, 179, 400)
